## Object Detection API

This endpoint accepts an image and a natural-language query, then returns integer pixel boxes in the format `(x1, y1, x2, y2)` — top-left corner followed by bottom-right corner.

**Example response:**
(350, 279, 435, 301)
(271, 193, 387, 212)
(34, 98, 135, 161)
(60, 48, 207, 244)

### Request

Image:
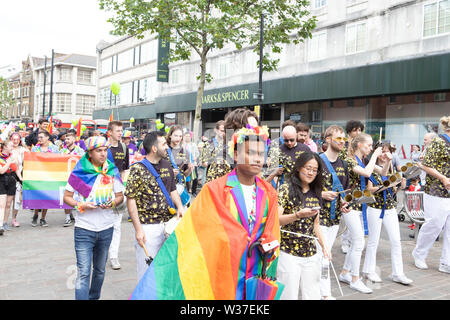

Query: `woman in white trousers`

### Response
(339, 133, 391, 294)
(362, 149, 413, 285)
(277, 152, 329, 300)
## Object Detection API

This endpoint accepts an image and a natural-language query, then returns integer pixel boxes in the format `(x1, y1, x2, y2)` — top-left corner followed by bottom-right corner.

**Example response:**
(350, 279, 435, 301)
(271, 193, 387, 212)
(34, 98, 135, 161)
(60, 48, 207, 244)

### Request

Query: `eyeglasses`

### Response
(333, 137, 348, 143)
(284, 138, 296, 143)
(302, 166, 319, 174)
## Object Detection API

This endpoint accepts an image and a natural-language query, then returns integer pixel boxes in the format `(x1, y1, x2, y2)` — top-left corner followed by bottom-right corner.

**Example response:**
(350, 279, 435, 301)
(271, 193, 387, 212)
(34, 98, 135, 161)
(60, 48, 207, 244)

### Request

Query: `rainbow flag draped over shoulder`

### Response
(130, 169, 280, 300)
(23, 153, 81, 209)
(67, 153, 121, 199)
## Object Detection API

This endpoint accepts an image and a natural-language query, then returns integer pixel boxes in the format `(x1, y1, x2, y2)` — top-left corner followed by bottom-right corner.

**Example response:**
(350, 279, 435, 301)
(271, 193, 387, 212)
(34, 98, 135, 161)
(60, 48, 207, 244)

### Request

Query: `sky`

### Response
(0, 0, 119, 68)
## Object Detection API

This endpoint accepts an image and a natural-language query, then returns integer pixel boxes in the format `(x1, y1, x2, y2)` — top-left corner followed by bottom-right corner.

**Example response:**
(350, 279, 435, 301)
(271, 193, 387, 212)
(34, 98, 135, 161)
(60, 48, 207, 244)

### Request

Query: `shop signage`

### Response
(202, 89, 250, 105)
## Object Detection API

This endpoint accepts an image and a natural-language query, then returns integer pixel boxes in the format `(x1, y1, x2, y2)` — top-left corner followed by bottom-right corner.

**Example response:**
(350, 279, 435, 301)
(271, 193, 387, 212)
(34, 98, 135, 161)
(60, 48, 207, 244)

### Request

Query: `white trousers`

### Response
(135, 223, 166, 282)
(362, 207, 404, 277)
(414, 194, 450, 266)
(315, 225, 339, 297)
(342, 210, 365, 277)
(341, 228, 351, 247)
(108, 213, 122, 259)
(277, 251, 321, 300)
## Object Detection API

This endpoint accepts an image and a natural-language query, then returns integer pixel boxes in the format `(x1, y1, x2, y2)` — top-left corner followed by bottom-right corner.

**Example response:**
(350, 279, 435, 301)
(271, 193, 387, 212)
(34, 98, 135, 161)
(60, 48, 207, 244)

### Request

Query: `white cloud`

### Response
(0, 0, 119, 67)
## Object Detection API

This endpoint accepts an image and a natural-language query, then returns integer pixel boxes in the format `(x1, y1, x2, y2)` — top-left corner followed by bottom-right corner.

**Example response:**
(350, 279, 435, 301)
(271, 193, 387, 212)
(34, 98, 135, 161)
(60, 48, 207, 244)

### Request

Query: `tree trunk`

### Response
(193, 52, 207, 142)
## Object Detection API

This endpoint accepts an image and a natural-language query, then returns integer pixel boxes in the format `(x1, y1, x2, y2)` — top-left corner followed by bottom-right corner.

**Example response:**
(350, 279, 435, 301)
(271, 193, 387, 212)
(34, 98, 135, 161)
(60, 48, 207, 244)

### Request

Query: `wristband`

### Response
(75, 202, 85, 213)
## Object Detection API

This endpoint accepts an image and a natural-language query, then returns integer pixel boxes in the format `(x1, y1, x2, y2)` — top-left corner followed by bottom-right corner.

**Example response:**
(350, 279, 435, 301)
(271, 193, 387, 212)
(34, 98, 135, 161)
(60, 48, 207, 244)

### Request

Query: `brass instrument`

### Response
(344, 189, 375, 205)
(401, 162, 422, 179)
(374, 172, 402, 193)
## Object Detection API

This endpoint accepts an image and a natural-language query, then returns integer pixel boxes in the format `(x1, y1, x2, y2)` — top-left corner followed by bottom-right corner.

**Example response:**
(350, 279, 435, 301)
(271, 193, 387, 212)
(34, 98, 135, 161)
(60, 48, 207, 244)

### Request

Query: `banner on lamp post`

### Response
(157, 37, 169, 83)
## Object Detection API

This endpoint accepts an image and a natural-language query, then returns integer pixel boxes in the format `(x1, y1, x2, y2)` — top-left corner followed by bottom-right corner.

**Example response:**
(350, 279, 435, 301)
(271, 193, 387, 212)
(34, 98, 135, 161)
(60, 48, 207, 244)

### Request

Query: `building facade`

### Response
(33, 53, 97, 128)
(94, 0, 450, 161)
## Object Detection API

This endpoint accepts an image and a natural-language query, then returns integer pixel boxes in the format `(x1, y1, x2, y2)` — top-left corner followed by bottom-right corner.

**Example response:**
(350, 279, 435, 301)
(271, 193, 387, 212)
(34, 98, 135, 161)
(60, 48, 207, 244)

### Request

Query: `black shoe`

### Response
(40, 219, 49, 227)
(409, 234, 415, 239)
(31, 215, 38, 227)
(0, 227, 4, 236)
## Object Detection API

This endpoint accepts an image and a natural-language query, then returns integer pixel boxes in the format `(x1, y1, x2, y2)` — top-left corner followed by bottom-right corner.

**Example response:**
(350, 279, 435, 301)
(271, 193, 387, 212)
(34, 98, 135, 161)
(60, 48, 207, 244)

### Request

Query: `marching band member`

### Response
(338, 133, 390, 294)
(277, 151, 329, 300)
(362, 142, 413, 285)
(413, 116, 450, 274)
(317, 125, 351, 300)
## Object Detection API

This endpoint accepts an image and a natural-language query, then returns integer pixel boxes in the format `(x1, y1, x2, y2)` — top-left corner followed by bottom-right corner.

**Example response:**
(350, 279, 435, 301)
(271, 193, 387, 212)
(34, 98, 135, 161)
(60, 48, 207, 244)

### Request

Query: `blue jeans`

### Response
(74, 227, 114, 300)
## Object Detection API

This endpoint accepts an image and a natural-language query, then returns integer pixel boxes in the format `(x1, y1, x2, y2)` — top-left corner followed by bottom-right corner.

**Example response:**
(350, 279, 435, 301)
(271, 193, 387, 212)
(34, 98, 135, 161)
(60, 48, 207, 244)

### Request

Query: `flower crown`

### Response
(228, 124, 271, 158)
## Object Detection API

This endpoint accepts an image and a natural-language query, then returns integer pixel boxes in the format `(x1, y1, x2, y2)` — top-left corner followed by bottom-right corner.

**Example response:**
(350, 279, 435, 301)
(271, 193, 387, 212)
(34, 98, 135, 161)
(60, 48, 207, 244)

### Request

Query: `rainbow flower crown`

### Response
(228, 124, 271, 158)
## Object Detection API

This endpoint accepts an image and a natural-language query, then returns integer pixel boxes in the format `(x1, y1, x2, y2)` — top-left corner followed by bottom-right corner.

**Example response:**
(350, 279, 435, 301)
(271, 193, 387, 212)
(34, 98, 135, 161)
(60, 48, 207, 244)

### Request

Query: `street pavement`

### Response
(0, 208, 448, 300)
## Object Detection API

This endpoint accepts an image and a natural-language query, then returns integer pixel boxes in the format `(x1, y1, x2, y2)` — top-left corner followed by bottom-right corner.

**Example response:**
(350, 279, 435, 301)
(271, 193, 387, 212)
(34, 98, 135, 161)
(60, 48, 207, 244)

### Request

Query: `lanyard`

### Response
(320, 153, 345, 219)
(167, 148, 184, 183)
(355, 155, 373, 235)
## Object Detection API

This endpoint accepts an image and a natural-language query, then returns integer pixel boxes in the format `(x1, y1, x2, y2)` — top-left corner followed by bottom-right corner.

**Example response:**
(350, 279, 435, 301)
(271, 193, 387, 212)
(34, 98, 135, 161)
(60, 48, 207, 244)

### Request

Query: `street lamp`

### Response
(253, 12, 265, 102)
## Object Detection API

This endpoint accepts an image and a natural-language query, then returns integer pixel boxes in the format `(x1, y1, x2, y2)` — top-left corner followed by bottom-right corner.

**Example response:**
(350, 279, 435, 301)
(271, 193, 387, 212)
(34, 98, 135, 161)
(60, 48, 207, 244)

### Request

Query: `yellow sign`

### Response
(254, 105, 260, 117)
(202, 89, 250, 105)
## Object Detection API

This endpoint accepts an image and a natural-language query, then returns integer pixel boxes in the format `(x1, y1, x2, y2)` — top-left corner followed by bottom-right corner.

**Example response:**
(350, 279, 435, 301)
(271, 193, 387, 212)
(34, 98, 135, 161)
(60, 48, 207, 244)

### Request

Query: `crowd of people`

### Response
(0, 111, 448, 300)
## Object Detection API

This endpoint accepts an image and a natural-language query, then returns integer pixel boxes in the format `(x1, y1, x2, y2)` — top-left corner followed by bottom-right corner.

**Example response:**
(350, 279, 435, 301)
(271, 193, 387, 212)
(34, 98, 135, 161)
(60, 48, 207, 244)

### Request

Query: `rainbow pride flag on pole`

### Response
(23, 153, 81, 209)
(130, 170, 280, 300)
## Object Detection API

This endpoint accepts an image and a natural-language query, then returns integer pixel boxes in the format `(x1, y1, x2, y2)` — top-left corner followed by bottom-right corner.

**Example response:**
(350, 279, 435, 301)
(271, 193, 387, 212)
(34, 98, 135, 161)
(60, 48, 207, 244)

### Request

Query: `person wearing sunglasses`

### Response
(266, 125, 309, 188)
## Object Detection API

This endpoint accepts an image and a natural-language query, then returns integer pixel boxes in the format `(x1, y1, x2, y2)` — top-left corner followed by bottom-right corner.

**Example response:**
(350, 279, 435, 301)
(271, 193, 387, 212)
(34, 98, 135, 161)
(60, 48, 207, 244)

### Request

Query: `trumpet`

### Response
(401, 162, 422, 179)
(374, 172, 402, 193)
(344, 189, 376, 205)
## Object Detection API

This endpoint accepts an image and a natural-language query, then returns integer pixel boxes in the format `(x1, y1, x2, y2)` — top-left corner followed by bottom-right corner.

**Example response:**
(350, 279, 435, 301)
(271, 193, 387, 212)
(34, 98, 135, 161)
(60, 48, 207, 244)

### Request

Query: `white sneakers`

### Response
(349, 279, 373, 294)
(412, 250, 428, 270)
(390, 274, 413, 285)
(339, 273, 373, 294)
(365, 272, 382, 283)
(438, 264, 450, 274)
(110, 258, 121, 270)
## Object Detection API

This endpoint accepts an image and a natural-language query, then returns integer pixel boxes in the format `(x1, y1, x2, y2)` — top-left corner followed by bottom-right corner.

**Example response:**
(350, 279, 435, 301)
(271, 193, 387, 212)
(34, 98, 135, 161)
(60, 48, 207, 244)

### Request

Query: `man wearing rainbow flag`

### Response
(63, 136, 124, 300)
(130, 125, 281, 300)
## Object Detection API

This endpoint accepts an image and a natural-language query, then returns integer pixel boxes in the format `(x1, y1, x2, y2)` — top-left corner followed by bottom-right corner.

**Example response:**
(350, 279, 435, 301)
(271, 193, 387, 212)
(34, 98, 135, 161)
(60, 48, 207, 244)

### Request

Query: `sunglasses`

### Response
(285, 138, 296, 143)
(333, 137, 348, 143)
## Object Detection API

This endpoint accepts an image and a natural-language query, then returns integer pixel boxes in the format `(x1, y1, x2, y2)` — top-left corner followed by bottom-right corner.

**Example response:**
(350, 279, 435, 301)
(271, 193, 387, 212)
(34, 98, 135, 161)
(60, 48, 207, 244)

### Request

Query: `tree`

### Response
(99, 0, 316, 140)
(0, 77, 13, 120)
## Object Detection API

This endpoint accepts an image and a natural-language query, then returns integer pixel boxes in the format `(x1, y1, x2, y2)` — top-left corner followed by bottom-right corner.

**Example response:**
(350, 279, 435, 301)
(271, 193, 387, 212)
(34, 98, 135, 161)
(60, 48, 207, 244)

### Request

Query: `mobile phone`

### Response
(311, 206, 321, 211)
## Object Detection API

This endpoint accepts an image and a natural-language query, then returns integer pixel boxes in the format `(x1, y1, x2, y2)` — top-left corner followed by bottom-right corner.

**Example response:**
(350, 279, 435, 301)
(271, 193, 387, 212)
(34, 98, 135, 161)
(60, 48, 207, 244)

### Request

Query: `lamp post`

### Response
(253, 12, 265, 102)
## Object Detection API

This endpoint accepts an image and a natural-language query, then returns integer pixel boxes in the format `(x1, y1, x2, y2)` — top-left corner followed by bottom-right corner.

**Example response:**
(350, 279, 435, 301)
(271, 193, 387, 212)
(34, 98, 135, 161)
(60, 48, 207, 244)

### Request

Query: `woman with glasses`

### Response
(338, 133, 390, 294)
(362, 142, 413, 285)
(277, 151, 329, 300)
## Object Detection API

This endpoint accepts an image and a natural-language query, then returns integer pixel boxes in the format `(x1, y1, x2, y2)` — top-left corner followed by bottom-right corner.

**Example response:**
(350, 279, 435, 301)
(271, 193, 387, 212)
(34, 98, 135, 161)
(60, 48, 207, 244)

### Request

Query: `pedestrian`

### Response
(338, 133, 390, 294)
(413, 116, 450, 274)
(25, 118, 51, 147)
(183, 129, 200, 196)
(266, 125, 309, 187)
(277, 151, 329, 300)
(61, 132, 85, 227)
(9, 132, 28, 228)
(130, 125, 280, 300)
(362, 142, 413, 285)
(410, 144, 421, 163)
(106, 120, 129, 270)
(126, 131, 185, 282)
(166, 125, 192, 190)
(123, 130, 138, 159)
(30, 130, 60, 227)
(64, 136, 124, 300)
(0, 140, 20, 235)
(317, 125, 351, 300)
(419, 132, 438, 185)
(296, 123, 316, 152)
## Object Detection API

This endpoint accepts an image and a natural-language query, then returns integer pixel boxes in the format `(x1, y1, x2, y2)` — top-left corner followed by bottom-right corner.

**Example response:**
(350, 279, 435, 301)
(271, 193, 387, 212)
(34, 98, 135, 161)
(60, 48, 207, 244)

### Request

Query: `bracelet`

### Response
(75, 202, 85, 213)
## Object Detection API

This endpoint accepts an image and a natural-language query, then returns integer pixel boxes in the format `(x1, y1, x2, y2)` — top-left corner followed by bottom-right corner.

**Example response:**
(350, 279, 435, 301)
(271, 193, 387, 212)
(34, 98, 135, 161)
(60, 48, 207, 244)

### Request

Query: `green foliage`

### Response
(0, 77, 13, 120)
(99, 0, 316, 73)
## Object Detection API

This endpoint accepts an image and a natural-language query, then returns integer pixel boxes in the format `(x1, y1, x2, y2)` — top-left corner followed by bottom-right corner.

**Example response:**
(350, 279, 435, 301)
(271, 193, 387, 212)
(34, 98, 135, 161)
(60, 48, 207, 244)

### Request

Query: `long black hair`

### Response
(288, 151, 324, 208)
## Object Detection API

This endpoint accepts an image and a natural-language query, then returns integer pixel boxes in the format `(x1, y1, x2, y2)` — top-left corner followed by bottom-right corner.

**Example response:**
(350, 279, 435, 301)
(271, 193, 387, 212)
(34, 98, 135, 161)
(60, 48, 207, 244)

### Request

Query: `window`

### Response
(141, 41, 157, 63)
(76, 95, 95, 114)
(171, 68, 180, 85)
(218, 56, 232, 79)
(312, 0, 326, 9)
(434, 92, 446, 101)
(134, 46, 141, 65)
(56, 93, 72, 113)
(101, 57, 113, 76)
(59, 67, 72, 82)
(346, 22, 367, 54)
(139, 77, 155, 102)
(424, 1, 450, 37)
(77, 69, 92, 84)
(309, 32, 327, 61)
(99, 87, 111, 108)
(118, 82, 133, 105)
(117, 49, 135, 71)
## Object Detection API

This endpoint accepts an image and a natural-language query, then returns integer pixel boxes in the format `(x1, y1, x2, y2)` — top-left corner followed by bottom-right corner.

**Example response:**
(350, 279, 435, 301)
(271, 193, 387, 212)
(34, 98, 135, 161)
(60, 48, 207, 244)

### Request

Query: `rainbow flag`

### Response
(130, 170, 280, 300)
(23, 153, 81, 209)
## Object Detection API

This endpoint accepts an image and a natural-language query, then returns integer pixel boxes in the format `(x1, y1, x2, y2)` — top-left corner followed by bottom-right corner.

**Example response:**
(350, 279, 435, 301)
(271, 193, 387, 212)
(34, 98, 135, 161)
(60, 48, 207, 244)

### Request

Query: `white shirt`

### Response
(241, 184, 256, 221)
(65, 176, 124, 232)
